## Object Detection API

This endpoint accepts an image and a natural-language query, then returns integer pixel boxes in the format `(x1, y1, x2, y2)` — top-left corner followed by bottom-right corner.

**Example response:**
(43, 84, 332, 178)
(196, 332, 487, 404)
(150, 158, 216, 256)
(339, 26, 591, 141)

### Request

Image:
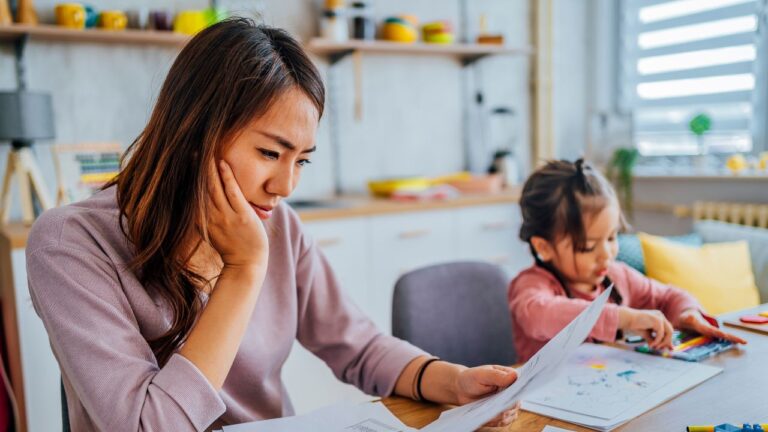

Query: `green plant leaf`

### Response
(689, 113, 711, 136)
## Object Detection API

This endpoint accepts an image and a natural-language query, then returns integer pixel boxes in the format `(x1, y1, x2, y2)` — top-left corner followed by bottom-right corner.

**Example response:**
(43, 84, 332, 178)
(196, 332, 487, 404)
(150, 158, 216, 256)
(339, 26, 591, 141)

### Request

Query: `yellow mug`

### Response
(55, 3, 85, 29)
(98, 10, 127, 31)
(173, 10, 208, 35)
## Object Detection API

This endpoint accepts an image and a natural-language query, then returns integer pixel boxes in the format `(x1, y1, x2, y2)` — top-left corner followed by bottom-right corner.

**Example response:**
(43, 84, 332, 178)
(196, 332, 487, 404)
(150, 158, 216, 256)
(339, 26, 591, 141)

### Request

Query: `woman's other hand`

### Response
(454, 365, 520, 428)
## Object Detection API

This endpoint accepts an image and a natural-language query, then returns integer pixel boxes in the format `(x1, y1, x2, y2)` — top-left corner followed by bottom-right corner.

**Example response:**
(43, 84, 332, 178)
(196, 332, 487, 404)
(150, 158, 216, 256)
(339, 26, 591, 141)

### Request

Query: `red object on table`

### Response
(739, 314, 768, 324)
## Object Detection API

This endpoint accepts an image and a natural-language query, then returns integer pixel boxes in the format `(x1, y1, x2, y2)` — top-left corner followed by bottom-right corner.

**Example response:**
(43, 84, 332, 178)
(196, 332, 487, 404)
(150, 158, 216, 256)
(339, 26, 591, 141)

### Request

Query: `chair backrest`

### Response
(392, 261, 517, 367)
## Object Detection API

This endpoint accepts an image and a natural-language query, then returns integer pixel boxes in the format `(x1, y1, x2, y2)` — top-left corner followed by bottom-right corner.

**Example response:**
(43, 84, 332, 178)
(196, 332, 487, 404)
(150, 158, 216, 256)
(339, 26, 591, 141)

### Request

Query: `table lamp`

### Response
(0, 91, 55, 225)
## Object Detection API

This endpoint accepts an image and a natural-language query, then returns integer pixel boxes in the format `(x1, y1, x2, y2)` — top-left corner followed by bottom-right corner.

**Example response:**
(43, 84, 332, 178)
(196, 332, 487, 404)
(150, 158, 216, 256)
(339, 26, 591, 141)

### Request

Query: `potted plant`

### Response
(689, 112, 711, 155)
(606, 147, 640, 219)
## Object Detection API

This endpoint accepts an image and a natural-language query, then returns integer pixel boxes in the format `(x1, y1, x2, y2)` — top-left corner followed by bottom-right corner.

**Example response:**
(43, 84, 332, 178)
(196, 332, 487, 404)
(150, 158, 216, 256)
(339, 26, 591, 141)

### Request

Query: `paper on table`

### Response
(420, 286, 614, 432)
(221, 401, 417, 432)
(522, 344, 721, 431)
(541, 426, 577, 432)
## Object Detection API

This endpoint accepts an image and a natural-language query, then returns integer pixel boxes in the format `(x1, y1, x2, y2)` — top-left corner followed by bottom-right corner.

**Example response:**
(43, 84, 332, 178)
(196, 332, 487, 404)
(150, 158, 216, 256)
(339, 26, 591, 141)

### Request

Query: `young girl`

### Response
(508, 159, 746, 362)
(26, 19, 519, 431)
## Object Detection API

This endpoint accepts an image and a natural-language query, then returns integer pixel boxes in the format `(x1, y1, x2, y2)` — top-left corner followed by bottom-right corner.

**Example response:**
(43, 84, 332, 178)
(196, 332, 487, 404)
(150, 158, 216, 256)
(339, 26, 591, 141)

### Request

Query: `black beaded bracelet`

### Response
(416, 357, 441, 402)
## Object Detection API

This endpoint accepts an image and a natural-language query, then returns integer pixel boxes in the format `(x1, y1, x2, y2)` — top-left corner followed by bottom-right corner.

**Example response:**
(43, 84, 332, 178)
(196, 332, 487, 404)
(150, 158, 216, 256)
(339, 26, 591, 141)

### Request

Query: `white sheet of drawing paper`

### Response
(420, 286, 614, 432)
(522, 344, 721, 431)
(222, 401, 417, 432)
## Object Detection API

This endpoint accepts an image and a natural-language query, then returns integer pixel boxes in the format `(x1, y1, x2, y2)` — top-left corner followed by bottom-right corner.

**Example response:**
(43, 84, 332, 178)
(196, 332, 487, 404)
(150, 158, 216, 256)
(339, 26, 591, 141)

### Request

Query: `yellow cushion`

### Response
(638, 233, 759, 315)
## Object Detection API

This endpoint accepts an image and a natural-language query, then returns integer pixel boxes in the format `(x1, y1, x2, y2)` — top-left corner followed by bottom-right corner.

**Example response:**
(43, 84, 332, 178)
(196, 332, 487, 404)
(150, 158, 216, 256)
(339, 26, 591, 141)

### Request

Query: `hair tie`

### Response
(575, 158, 586, 177)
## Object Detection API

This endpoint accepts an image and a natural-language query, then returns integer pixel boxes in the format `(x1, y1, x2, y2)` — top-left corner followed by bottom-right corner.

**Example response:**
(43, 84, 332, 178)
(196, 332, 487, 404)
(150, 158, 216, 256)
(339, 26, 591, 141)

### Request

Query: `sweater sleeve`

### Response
(26, 244, 226, 432)
(618, 263, 701, 327)
(508, 274, 621, 343)
(293, 235, 427, 397)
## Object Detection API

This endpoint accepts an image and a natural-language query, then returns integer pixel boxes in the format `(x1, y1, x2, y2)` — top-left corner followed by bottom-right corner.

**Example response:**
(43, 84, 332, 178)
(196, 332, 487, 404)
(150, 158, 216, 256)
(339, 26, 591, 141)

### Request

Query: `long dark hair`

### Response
(519, 159, 624, 302)
(105, 18, 325, 366)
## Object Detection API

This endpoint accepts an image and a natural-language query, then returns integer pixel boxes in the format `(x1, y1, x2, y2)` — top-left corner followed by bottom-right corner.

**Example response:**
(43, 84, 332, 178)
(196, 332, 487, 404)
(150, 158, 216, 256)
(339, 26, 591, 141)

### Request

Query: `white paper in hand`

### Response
(420, 285, 614, 432)
(222, 401, 416, 432)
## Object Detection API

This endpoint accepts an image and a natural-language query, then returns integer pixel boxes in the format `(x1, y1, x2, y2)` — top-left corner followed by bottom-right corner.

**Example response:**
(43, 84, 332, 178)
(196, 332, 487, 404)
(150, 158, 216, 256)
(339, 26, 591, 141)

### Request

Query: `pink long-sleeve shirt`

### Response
(26, 187, 426, 431)
(507, 262, 701, 362)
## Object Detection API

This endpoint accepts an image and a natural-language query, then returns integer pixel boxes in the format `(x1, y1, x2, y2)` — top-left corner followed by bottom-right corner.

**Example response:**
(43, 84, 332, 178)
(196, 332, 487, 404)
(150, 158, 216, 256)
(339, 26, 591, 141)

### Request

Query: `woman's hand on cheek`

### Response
(455, 365, 520, 427)
(678, 309, 747, 345)
(207, 159, 269, 272)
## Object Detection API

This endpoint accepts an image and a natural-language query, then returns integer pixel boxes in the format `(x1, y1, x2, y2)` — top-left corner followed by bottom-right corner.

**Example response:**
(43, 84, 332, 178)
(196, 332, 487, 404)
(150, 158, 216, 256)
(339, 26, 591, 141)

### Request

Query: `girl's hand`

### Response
(620, 307, 675, 350)
(678, 309, 748, 345)
(207, 160, 269, 271)
(454, 365, 520, 428)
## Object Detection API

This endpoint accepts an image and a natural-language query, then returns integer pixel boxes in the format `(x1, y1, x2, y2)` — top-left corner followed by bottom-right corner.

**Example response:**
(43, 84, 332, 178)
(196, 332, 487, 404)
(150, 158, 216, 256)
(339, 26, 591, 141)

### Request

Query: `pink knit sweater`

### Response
(508, 262, 701, 362)
(26, 187, 426, 431)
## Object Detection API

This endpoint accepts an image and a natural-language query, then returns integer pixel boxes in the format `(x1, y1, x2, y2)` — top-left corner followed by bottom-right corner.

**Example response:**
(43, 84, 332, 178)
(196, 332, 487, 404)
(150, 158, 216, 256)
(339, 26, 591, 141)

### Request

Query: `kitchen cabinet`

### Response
(455, 204, 532, 277)
(368, 210, 456, 333)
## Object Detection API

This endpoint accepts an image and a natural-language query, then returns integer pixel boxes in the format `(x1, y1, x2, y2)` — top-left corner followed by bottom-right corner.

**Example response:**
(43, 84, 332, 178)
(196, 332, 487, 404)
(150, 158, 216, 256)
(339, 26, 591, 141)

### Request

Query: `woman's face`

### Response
(220, 87, 319, 220)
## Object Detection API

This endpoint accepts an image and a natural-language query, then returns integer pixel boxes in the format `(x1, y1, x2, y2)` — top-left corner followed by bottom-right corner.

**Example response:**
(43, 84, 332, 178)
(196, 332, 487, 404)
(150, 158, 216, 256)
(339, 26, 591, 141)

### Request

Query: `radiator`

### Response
(673, 201, 768, 229)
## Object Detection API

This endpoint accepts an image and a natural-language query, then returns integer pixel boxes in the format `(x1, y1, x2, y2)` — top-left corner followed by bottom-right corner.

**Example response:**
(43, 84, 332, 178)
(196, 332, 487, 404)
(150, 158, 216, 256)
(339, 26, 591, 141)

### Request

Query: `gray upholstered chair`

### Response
(392, 261, 517, 367)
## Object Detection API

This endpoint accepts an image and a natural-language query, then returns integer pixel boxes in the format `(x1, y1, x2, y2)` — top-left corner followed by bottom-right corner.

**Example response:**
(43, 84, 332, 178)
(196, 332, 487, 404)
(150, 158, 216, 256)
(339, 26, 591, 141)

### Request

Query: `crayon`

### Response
(687, 425, 768, 432)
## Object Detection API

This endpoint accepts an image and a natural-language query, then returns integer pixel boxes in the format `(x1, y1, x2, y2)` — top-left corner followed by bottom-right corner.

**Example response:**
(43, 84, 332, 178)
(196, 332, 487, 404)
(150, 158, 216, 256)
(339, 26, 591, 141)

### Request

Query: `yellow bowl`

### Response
(368, 177, 431, 197)
(382, 23, 418, 43)
(424, 32, 454, 44)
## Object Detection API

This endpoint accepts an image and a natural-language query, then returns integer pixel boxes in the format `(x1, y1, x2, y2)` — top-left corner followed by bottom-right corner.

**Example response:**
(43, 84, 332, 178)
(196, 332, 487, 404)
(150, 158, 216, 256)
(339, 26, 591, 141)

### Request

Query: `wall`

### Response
(0, 0, 531, 219)
(552, 0, 589, 161)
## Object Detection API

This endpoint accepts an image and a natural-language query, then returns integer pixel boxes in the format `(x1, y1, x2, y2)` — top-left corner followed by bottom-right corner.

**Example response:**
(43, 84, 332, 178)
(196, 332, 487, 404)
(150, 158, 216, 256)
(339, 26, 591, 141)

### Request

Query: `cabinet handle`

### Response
(317, 237, 342, 248)
(481, 221, 511, 231)
(398, 229, 430, 239)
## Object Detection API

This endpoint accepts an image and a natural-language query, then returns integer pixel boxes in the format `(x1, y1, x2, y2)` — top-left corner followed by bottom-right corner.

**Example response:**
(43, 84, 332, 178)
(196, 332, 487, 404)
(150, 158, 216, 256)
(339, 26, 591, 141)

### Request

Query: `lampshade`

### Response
(0, 91, 55, 146)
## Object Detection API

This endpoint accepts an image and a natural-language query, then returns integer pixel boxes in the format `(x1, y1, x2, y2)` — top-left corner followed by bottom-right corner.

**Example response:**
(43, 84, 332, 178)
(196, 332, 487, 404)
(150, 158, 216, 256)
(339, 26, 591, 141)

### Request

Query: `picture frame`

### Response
(50, 142, 123, 206)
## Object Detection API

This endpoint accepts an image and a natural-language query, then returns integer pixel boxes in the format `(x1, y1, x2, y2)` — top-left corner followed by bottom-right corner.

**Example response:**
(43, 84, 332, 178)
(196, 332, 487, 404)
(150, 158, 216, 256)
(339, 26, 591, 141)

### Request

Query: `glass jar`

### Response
(320, 9, 348, 42)
(350, 1, 375, 40)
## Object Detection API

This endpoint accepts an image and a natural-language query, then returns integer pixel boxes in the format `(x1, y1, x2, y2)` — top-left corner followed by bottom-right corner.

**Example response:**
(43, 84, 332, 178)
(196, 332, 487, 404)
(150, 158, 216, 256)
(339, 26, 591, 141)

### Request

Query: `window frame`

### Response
(617, 0, 768, 159)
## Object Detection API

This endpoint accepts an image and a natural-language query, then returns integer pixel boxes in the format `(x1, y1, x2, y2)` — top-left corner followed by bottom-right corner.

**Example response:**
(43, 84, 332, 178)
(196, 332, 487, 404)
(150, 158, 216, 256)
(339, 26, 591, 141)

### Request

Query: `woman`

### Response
(27, 18, 520, 431)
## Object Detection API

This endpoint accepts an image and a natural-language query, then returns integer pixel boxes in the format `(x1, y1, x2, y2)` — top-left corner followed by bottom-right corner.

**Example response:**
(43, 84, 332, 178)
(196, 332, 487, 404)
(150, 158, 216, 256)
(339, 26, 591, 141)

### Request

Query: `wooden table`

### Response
(384, 321, 768, 431)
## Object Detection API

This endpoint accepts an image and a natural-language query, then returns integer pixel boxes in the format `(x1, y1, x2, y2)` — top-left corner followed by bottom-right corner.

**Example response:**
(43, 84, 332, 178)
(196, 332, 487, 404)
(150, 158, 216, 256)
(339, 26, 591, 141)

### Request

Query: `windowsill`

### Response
(634, 172, 768, 181)
(632, 163, 768, 180)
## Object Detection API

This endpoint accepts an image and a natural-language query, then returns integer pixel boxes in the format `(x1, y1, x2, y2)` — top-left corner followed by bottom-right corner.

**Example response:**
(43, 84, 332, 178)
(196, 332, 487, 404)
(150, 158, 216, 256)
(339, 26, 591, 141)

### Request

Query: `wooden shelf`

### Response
(0, 26, 533, 61)
(0, 24, 189, 45)
(306, 37, 532, 64)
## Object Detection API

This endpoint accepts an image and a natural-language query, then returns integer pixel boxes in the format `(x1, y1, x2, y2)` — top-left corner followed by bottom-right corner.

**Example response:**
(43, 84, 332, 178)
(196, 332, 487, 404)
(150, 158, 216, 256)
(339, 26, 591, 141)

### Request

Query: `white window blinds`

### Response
(620, 0, 763, 156)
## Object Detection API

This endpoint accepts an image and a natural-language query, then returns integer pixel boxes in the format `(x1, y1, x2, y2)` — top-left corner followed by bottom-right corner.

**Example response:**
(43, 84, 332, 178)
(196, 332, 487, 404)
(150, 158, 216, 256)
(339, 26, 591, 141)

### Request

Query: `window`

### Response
(620, 0, 765, 156)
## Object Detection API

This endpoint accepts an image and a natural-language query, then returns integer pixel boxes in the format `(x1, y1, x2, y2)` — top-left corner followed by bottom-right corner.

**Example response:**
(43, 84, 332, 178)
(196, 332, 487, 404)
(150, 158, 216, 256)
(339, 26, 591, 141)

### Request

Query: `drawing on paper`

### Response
(524, 344, 691, 420)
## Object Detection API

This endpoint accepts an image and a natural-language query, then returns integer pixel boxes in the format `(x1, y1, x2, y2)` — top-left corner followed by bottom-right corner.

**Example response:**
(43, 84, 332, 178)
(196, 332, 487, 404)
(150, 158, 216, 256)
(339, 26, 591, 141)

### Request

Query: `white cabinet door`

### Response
(369, 211, 457, 333)
(281, 342, 372, 415)
(303, 218, 370, 312)
(9, 249, 62, 432)
(282, 218, 372, 414)
(455, 204, 532, 277)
